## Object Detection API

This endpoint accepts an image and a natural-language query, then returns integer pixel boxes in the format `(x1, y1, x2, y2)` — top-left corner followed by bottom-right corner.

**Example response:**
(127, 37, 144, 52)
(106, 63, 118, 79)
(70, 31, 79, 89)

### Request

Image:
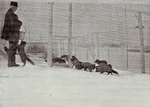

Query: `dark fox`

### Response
(96, 63, 118, 75)
(94, 59, 112, 69)
(17, 41, 34, 66)
(82, 62, 95, 72)
(45, 57, 66, 64)
(70, 56, 84, 70)
(52, 57, 66, 64)
(60, 55, 68, 61)
(94, 59, 108, 65)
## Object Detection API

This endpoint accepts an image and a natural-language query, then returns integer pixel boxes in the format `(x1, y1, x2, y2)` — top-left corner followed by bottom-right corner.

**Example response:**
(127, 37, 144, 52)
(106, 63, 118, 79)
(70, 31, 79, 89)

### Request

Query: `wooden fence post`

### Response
(47, 2, 54, 67)
(68, 3, 72, 68)
(137, 12, 145, 73)
(96, 34, 100, 59)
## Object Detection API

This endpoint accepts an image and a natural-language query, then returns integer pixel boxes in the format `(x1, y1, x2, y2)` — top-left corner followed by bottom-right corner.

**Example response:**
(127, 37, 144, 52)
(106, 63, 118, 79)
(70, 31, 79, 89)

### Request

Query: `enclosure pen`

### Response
(0, 1, 150, 73)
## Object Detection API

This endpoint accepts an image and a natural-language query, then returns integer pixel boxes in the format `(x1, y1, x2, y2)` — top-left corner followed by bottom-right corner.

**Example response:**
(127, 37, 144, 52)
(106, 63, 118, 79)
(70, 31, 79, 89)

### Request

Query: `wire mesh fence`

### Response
(0, 1, 150, 73)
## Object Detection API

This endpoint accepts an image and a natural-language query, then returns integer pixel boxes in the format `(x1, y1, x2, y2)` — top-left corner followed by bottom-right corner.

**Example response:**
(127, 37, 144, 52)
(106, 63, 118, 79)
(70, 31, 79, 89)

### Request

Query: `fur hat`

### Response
(10, 1, 18, 7)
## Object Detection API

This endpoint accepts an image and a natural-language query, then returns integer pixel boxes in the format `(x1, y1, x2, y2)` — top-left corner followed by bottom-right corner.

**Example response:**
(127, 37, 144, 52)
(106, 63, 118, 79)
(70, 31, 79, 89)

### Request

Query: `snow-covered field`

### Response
(0, 55, 150, 107)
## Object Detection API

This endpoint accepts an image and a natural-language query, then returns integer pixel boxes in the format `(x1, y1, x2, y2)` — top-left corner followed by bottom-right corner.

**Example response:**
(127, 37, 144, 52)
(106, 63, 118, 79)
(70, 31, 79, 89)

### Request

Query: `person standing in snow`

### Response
(1, 1, 22, 67)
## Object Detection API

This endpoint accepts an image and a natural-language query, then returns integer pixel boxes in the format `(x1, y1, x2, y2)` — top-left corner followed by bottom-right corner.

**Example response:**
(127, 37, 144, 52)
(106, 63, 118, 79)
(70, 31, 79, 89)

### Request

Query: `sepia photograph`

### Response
(0, 0, 150, 107)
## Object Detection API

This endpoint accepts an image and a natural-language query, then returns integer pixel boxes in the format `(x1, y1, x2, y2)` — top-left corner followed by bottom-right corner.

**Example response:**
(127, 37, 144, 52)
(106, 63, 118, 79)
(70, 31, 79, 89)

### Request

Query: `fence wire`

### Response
(0, 1, 150, 72)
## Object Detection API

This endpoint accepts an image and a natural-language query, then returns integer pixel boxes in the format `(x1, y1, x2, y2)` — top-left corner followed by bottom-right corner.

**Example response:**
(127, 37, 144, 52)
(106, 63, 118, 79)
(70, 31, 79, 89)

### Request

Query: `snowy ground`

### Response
(0, 55, 150, 107)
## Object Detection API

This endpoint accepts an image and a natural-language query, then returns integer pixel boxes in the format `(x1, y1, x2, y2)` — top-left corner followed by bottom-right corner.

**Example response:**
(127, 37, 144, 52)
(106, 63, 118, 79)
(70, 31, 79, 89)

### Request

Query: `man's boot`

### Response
(11, 52, 19, 67)
(8, 54, 13, 67)
(4, 46, 13, 67)
(7, 51, 19, 67)
(8, 42, 19, 67)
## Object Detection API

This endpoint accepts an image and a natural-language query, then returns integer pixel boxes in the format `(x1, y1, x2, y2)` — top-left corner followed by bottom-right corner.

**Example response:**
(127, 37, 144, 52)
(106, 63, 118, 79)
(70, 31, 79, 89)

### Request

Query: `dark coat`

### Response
(1, 8, 22, 42)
